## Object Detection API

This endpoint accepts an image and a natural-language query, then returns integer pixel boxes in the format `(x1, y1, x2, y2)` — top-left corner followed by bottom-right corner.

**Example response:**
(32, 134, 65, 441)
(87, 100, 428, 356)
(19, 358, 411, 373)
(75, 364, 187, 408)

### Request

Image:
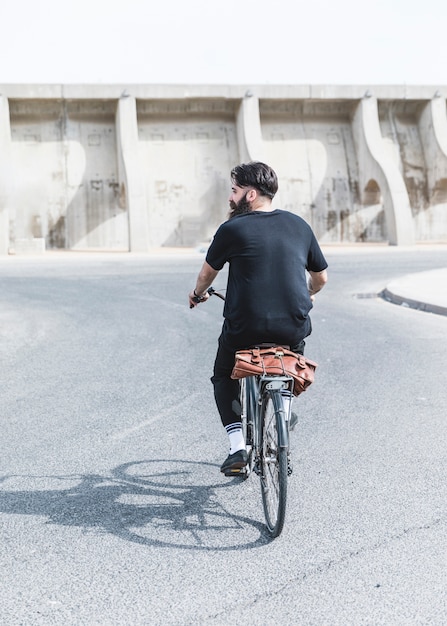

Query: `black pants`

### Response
(211, 334, 305, 428)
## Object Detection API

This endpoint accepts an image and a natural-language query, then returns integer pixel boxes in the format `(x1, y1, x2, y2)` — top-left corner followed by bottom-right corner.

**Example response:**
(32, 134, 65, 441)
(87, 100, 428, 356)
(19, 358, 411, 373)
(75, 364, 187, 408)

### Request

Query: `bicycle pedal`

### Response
(224, 467, 245, 477)
(253, 462, 262, 476)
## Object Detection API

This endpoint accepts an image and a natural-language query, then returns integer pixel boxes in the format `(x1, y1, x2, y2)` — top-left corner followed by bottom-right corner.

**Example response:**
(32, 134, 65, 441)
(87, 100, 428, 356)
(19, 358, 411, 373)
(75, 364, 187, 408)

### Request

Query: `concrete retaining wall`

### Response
(1, 84, 447, 253)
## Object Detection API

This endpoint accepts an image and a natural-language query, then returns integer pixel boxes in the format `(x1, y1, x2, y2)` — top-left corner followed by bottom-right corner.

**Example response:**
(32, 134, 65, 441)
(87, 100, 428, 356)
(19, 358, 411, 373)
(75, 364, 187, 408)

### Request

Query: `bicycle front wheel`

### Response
(260, 389, 288, 537)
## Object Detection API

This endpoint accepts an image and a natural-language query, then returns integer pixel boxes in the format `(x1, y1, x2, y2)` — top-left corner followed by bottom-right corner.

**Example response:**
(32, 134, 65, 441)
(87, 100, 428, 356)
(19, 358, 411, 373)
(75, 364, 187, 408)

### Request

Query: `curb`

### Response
(380, 288, 447, 317)
(380, 267, 447, 317)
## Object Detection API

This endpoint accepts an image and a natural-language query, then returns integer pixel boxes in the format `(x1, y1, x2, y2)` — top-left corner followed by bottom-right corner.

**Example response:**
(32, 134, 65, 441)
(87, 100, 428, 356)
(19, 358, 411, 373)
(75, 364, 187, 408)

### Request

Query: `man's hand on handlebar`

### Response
(189, 262, 221, 308)
(189, 286, 225, 308)
(189, 289, 210, 308)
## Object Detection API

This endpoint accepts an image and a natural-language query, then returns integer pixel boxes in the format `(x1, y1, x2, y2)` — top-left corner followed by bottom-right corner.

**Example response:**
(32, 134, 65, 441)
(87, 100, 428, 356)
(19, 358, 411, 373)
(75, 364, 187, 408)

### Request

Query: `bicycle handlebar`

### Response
(190, 286, 225, 308)
(207, 287, 225, 301)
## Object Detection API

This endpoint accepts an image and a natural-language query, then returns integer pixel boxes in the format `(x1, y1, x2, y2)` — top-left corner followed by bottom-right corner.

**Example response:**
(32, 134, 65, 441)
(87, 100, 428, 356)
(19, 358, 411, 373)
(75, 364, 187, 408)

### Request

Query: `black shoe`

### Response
(289, 412, 298, 432)
(220, 449, 248, 473)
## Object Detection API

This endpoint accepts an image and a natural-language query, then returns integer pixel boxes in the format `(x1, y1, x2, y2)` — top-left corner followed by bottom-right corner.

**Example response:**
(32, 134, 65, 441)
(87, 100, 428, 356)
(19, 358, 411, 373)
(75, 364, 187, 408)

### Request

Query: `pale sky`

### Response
(1, 0, 447, 86)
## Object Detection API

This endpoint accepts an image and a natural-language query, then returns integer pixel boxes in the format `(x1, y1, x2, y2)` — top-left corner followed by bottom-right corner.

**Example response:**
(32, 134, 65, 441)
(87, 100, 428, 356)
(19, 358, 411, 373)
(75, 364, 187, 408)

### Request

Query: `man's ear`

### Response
(246, 188, 257, 202)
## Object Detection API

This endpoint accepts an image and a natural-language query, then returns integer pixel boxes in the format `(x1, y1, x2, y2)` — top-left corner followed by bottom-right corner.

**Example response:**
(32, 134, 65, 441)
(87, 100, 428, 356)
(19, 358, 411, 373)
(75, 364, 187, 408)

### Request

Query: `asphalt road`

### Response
(1, 246, 446, 625)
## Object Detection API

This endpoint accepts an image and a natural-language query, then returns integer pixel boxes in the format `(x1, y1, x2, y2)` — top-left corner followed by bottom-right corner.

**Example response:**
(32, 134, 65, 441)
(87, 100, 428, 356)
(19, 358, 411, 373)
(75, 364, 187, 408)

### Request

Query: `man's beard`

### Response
(228, 193, 251, 219)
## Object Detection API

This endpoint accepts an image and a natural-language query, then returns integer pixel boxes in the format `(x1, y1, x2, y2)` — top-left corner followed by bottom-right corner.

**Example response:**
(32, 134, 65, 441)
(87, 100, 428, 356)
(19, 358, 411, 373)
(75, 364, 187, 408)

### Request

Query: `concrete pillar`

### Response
(351, 96, 415, 245)
(419, 94, 447, 197)
(0, 95, 12, 255)
(236, 92, 265, 163)
(116, 94, 149, 252)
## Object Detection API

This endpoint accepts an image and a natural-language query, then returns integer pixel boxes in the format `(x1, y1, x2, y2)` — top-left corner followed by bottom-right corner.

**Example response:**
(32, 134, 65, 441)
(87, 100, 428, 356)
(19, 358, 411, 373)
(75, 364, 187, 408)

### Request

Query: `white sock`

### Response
(225, 423, 245, 454)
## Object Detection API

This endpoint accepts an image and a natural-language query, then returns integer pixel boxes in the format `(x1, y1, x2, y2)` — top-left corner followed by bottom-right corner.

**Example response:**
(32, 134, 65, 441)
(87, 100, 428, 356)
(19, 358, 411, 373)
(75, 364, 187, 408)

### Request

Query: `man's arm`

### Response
(308, 269, 328, 301)
(189, 261, 219, 307)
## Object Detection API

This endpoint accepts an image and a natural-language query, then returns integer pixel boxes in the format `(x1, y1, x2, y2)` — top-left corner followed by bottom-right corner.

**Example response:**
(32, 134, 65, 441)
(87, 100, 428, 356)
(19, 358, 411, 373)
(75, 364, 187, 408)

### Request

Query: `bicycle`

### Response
(205, 286, 295, 538)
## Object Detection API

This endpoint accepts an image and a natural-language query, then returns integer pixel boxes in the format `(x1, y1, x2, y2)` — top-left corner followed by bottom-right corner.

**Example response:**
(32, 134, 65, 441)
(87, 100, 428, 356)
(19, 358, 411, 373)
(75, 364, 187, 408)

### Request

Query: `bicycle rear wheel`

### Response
(260, 389, 288, 537)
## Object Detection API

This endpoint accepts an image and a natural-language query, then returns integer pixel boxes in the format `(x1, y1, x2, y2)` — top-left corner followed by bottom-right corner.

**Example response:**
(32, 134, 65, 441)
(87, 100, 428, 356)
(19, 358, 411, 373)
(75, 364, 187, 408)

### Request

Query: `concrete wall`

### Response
(1, 84, 447, 253)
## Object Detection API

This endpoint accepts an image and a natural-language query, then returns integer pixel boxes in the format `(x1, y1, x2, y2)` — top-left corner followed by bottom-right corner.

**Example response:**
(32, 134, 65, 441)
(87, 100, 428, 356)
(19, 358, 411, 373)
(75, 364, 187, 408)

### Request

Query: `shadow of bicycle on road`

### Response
(0, 460, 270, 551)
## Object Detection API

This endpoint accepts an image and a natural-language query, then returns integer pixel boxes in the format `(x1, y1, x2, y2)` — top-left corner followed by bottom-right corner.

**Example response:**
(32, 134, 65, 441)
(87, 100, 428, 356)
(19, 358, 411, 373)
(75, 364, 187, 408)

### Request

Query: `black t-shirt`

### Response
(206, 209, 328, 348)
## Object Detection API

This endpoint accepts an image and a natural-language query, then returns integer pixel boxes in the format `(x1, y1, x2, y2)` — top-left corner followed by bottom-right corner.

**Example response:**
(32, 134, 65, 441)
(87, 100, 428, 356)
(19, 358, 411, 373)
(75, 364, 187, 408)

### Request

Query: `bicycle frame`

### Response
(244, 374, 293, 470)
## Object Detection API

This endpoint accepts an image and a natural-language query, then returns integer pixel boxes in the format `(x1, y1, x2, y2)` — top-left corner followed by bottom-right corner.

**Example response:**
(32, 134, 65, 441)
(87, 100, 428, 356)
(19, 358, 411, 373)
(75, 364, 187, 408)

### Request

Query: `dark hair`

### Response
(230, 161, 278, 199)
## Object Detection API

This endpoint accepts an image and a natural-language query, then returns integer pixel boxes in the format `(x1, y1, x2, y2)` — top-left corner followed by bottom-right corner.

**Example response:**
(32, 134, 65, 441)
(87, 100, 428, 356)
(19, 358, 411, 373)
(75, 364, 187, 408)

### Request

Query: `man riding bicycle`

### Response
(189, 162, 328, 474)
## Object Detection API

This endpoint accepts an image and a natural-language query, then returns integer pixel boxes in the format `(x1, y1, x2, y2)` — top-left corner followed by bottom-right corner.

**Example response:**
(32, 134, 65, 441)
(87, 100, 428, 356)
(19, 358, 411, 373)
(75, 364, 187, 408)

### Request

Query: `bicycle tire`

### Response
(260, 389, 288, 537)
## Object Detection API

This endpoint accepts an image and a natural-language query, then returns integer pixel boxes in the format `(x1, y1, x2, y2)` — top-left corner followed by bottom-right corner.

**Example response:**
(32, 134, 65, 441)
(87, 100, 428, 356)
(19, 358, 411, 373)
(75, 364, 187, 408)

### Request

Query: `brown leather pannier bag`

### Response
(231, 346, 317, 397)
